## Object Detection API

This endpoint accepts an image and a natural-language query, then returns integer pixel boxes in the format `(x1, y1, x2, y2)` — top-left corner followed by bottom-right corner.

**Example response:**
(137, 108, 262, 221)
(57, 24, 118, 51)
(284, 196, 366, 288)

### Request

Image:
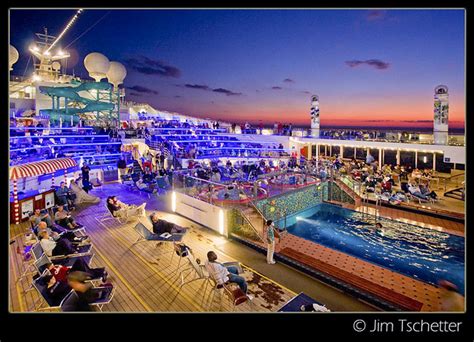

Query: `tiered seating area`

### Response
(10, 126, 129, 168)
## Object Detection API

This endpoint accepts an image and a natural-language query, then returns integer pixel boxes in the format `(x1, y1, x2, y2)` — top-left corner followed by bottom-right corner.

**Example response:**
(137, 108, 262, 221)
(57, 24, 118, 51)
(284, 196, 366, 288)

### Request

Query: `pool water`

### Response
(283, 203, 464, 293)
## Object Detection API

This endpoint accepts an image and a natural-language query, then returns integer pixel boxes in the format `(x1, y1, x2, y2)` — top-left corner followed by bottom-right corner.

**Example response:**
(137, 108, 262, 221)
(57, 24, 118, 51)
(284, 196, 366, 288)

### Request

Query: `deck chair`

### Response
(34, 253, 94, 275)
(95, 204, 127, 224)
(178, 252, 213, 288)
(31, 271, 73, 311)
(31, 241, 93, 262)
(132, 223, 184, 261)
(207, 263, 252, 310)
(15, 244, 36, 284)
(60, 286, 115, 312)
(408, 191, 433, 204)
(132, 222, 185, 245)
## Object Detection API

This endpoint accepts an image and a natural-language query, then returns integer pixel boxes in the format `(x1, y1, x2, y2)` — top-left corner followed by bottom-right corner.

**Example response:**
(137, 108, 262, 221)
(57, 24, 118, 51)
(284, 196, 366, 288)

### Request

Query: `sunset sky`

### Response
(10, 9, 465, 128)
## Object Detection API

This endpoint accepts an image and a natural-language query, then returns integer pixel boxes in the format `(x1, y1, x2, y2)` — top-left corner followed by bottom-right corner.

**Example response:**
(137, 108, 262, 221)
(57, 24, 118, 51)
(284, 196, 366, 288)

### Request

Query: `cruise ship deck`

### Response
(8, 8, 465, 315)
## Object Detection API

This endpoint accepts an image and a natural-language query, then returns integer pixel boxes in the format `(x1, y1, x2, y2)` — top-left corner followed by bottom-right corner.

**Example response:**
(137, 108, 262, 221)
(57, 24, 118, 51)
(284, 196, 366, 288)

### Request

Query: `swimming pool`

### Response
(282, 203, 464, 293)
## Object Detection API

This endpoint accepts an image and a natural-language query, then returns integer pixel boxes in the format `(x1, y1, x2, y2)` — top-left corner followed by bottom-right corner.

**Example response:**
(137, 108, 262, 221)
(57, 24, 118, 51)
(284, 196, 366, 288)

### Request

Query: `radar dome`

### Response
(106, 61, 127, 87)
(52, 61, 61, 71)
(9, 45, 19, 70)
(84, 52, 110, 82)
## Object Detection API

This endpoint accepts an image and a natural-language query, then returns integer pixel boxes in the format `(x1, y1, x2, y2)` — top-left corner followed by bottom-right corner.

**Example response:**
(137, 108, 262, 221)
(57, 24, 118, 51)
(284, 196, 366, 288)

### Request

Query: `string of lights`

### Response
(45, 8, 83, 54)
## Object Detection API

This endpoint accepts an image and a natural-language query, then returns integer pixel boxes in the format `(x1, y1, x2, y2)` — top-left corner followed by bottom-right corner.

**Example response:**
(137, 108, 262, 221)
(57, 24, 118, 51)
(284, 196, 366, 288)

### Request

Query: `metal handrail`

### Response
(443, 172, 465, 192)
(238, 210, 265, 243)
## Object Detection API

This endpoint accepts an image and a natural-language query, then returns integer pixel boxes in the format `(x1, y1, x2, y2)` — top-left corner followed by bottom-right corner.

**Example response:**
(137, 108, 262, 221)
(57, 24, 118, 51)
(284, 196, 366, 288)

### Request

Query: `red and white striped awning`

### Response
(10, 157, 78, 180)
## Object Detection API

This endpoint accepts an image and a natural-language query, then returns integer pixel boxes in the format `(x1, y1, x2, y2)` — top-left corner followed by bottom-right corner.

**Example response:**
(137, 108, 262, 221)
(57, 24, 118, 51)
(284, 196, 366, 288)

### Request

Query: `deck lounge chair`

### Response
(60, 286, 115, 312)
(34, 253, 94, 277)
(278, 292, 329, 312)
(132, 222, 184, 260)
(95, 204, 127, 224)
(31, 271, 73, 311)
(178, 251, 212, 288)
(207, 263, 253, 309)
(31, 241, 93, 262)
(133, 222, 185, 245)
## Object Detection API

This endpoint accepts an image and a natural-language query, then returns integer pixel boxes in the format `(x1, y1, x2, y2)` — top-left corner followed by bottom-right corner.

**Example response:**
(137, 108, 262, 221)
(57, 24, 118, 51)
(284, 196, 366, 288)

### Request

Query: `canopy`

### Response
(10, 157, 77, 180)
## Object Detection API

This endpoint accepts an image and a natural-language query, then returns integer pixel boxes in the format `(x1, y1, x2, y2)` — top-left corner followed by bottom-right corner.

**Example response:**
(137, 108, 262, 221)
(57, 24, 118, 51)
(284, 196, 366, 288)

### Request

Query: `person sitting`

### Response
(420, 183, 437, 199)
(106, 196, 146, 219)
(30, 208, 54, 228)
(364, 176, 377, 193)
(35, 221, 87, 243)
(64, 271, 114, 312)
(45, 259, 107, 284)
(150, 212, 186, 234)
(351, 169, 362, 181)
(204, 251, 253, 300)
(54, 205, 83, 230)
(69, 178, 100, 204)
(135, 178, 157, 193)
(381, 177, 392, 193)
(39, 230, 84, 257)
(55, 182, 75, 209)
(40, 273, 72, 305)
(210, 169, 221, 183)
(407, 182, 430, 200)
(142, 171, 155, 184)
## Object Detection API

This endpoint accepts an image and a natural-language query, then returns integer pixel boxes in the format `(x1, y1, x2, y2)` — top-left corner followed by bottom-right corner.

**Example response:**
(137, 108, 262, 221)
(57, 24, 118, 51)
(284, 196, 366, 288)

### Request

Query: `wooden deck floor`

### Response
(9, 183, 296, 313)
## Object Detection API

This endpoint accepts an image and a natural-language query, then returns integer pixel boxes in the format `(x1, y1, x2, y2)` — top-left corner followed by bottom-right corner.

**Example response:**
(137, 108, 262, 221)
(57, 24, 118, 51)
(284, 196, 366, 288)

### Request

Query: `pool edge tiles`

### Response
(276, 233, 446, 311)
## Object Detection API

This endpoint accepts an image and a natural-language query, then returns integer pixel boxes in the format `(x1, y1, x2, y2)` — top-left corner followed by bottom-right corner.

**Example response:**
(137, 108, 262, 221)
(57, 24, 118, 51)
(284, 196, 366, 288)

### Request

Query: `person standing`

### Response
(264, 220, 279, 264)
(81, 163, 91, 192)
(117, 156, 127, 180)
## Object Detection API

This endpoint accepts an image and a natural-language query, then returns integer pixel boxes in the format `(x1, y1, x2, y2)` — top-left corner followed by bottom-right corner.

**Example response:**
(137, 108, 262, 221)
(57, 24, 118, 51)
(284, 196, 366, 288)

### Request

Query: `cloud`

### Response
(345, 59, 390, 70)
(180, 83, 242, 96)
(271, 86, 283, 90)
(174, 95, 182, 98)
(212, 88, 242, 96)
(283, 78, 295, 83)
(124, 55, 181, 78)
(184, 84, 210, 90)
(126, 85, 159, 95)
(301, 90, 312, 95)
(128, 92, 142, 97)
(366, 10, 386, 21)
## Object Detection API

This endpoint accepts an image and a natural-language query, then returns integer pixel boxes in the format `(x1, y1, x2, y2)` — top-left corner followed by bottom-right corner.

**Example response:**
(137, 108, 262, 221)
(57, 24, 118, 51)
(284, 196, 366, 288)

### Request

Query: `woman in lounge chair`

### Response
(107, 196, 146, 219)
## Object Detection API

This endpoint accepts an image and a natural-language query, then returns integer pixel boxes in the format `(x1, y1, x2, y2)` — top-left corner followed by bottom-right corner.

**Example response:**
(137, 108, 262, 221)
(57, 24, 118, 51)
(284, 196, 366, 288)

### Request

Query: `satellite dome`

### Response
(106, 61, 127, 87)
(84, 52, 110, 82)
(52, 61, 61, 71)
(9, 45, 19, 70)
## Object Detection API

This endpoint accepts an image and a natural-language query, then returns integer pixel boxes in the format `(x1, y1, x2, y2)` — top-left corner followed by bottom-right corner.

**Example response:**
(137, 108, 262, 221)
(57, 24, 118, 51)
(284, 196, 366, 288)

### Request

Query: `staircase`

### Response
(333, 179, 362, 206)
(240, 205, 266, 241)
(132, 159, 143, 175)
(444, 187, 465, 201)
